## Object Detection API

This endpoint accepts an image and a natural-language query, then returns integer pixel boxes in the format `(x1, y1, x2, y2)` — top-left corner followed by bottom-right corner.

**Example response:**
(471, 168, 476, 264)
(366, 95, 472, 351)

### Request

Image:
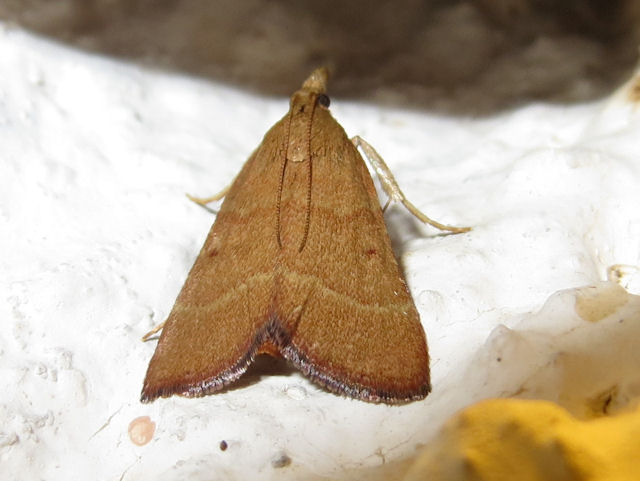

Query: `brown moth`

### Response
(141, 68, 469, 404)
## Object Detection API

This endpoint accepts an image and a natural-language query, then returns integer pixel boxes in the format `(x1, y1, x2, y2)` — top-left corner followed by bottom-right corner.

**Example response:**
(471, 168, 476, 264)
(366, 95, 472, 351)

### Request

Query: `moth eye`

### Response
(316, 94, 330, 108)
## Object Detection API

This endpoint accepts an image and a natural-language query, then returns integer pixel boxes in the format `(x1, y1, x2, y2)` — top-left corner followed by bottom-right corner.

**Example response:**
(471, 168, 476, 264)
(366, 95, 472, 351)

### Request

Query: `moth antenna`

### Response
(297, 96, 319, 252)
(277, 109, 295, 249)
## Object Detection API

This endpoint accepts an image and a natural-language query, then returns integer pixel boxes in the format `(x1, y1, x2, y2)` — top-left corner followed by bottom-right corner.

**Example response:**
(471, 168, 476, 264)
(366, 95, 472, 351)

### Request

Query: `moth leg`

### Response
(141, 321, 165, 342)
(351, 135, 471, 234)
(186, 184, 231, 206)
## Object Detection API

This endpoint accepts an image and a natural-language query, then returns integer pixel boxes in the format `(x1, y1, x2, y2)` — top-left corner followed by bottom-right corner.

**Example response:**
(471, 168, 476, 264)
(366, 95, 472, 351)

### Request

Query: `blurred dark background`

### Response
(1, 0, 638, 114)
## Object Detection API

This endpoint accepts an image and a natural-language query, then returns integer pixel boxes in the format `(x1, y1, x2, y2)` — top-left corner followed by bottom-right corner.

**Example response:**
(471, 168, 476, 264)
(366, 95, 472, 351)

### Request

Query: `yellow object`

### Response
(403, 398, 640, 481)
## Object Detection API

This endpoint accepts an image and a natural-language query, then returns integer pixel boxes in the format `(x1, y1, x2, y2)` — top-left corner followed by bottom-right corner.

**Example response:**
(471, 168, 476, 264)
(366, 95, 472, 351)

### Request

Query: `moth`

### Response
(141, 68, 469, 404)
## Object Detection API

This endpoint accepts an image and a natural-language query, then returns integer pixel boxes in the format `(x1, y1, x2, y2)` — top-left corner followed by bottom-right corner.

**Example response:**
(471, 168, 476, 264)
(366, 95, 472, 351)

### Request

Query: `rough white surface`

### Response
(1, 24, 640, 481)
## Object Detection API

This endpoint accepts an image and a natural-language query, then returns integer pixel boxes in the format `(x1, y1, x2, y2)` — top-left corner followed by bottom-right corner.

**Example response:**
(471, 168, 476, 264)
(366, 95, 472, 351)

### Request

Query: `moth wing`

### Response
(141, 130, 283, 402)
(276, 115, 431, 403)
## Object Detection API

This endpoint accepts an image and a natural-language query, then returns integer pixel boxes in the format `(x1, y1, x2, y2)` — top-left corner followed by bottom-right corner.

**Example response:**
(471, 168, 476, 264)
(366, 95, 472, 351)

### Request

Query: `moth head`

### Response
(290, 67, 331, 111)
